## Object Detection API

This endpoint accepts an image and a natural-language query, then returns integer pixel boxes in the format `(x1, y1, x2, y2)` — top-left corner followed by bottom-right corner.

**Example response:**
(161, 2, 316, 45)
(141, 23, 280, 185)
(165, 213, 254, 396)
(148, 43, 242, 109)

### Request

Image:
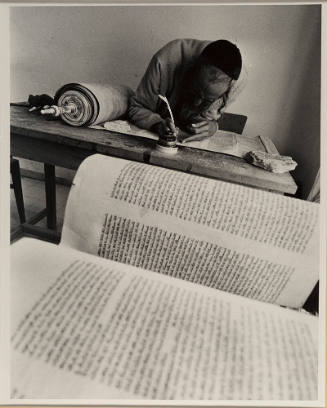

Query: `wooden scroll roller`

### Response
(41, 83, 133, 127)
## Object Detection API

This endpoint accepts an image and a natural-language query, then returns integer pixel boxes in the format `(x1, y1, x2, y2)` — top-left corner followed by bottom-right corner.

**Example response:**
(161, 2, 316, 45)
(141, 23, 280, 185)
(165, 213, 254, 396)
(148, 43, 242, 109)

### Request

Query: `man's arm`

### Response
(128, 56, 165, 130)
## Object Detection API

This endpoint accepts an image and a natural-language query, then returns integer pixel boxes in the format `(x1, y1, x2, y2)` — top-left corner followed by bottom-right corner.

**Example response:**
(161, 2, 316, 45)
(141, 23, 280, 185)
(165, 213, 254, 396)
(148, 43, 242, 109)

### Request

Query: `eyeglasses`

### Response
(193, 95, 225, 112)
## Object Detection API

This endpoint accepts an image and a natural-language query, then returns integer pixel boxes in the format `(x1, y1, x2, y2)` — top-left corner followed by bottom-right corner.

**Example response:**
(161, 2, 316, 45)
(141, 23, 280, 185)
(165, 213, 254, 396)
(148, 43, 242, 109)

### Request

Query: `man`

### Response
(128, 38, 242, 143)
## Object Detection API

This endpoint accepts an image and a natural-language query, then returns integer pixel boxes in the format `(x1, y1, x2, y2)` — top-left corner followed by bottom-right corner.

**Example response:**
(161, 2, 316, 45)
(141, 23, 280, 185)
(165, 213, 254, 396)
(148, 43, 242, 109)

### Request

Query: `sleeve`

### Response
(128, 55, 165, 130)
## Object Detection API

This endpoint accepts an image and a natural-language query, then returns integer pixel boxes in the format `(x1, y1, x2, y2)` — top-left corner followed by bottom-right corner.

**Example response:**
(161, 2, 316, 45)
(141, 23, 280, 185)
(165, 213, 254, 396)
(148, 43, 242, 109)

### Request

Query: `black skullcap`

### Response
(201, 40, 242, 80)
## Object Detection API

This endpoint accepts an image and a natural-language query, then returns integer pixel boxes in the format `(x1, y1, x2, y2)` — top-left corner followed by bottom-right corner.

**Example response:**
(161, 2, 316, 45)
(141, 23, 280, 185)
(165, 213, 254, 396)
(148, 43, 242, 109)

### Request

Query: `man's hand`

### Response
(152, 118, 177, 137)
(181, 120, 218, 143)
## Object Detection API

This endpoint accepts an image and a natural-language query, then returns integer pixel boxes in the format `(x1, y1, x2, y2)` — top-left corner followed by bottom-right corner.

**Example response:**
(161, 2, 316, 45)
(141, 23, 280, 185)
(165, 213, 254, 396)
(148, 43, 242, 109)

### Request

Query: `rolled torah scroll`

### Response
(53, 83, 133, 127)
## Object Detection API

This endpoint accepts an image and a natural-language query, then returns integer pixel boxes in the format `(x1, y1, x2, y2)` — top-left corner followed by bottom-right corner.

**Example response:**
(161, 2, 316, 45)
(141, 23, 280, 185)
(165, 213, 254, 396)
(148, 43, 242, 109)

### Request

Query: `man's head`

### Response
(201, 39, 242, 81)
(195, 40, 242, 103)
(176, 39, 242, 125)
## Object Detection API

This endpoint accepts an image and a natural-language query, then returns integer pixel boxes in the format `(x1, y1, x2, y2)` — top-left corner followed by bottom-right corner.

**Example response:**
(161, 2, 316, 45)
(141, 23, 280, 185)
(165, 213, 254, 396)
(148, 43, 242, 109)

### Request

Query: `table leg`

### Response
(11, 158, 26, 223)
(44, 163, 57, 229)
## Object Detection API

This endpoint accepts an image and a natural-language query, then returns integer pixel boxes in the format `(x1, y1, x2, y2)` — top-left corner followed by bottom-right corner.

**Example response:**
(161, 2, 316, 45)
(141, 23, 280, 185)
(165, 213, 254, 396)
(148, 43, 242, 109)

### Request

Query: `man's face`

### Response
(195, 64, 232, 105)
(177, 64, 232, 125)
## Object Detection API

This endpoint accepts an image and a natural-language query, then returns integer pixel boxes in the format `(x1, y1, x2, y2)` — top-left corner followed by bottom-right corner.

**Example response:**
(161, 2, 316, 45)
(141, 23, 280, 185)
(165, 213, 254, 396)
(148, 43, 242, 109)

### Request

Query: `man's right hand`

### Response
(151, 118, 177, 137)
(181, 119, 218, 143)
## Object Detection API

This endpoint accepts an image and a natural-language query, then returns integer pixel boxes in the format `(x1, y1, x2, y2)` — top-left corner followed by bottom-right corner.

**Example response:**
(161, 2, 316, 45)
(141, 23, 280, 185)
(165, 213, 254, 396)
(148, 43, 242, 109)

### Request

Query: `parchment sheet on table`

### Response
(92, 120, 266, 158)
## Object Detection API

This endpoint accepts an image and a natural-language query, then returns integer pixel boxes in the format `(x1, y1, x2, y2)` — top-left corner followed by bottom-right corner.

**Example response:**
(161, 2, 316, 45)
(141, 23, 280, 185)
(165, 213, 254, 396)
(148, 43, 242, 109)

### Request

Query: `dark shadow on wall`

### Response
(279, 6, 321, 199)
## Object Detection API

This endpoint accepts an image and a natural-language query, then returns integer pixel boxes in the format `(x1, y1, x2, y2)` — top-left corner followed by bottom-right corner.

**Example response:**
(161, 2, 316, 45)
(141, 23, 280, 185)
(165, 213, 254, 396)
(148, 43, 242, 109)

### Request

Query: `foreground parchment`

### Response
(11, 239, 318, 400)
(62, 155, 319, 308)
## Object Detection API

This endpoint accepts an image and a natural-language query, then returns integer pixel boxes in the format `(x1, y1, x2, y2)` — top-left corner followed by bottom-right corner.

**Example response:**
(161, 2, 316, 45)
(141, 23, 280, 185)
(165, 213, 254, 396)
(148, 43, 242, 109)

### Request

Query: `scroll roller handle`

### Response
(41, 103, 77, 117)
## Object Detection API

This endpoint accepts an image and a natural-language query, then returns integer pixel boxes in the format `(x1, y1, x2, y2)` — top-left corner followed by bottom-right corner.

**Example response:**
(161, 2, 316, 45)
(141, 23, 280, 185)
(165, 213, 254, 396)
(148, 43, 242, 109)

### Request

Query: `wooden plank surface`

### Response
(10, 106, 297, 194)
(259, 135, 278, 154)
(235, 135, 267, 157)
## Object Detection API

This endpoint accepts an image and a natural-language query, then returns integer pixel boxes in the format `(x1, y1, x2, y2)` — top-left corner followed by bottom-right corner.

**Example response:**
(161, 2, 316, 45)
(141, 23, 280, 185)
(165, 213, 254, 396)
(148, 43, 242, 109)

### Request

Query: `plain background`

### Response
(10, 4, 321, 198)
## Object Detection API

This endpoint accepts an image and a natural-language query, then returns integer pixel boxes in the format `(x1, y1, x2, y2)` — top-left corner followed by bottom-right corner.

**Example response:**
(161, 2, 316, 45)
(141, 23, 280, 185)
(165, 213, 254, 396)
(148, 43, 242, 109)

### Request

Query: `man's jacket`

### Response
(128, 39, 210, 130)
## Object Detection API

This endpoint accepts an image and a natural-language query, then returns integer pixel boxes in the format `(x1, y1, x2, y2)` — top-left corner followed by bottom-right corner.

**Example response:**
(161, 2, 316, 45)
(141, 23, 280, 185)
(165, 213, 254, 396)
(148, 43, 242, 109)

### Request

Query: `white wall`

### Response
(10, 5, 321, 197)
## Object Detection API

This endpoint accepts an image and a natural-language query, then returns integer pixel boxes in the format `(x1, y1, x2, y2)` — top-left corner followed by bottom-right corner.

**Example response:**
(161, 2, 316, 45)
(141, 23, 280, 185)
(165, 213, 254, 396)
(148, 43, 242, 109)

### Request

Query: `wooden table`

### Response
(10, 105, 297, 241)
